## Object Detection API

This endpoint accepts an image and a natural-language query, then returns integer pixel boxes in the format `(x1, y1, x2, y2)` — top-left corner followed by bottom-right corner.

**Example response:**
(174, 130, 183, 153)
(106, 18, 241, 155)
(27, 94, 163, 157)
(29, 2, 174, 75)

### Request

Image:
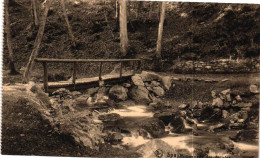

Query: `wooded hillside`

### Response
(3, 0, 259, 72)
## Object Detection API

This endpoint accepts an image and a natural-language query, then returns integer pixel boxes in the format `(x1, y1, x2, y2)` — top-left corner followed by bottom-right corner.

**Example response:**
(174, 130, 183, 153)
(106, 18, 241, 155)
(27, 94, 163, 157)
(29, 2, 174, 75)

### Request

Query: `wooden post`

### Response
(72, 62, 77, 88)
(43, 62, 48, 93)
(120, 61, 123, 78)
(133, 61, 136, 75)
(99, 62, 103, 81)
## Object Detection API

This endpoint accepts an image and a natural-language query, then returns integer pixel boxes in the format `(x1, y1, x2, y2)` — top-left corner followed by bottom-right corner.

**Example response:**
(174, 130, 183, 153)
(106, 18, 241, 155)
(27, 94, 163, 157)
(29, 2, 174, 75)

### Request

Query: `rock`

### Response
(140, 71, 161, 82)
(161, 76, 172, 90)
(249, 84, 259, 94)
(129, 86, 151, 104)
(98, 113, 121, 122)
(151, 81, 160, 87)
(211, 91, 217, 98)
(178, 103, 189, 109)
(131, 75, 144, 86)
(105, 132, 123, 144)
(208, 123, 226, 132)
(71, 91, 82, 97)
(170, 116, 185, 133)
(222, 110, 229, 119)
(235, 95, 242, 101)
(226, 94, 232, 102)
(154, 112, 174, 125)
(109, 85, 128, 101)
(86, 87, 99, 96)
(137, 140, 177, 158)
(235, 129, 258, 141)
(122, 83, 131, 88)
(193, 109, 203, 118)
(74, 94, 90, 106)
(221, 89, 231, 95)
(152, 86, 165, 97)
(212, 98, 223, 107)
(141, 119, 166, 138)
(232, 102, 253, 108)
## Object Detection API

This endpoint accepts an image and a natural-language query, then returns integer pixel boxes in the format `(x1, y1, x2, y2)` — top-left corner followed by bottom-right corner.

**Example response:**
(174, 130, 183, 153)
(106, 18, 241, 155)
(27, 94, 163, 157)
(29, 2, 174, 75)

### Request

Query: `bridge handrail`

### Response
(35, 58, 141, 63)
(35, 58, 141, 93)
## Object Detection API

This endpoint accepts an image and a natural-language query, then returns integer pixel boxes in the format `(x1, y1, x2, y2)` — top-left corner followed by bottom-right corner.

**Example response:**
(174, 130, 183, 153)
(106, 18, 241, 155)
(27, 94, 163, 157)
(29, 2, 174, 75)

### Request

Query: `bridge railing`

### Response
(35, 58, 142, 92)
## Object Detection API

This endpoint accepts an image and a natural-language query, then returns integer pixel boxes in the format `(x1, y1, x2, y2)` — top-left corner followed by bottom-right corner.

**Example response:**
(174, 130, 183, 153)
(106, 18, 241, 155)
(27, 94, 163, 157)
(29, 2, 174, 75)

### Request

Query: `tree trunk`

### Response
(5, 0, 19, 75)
(156, 2, 166, 58)
(23, 0, 51, 82)
(61, 0, 76, 46)
(31, 0, 39, 26)
(119, 0, 128, 57)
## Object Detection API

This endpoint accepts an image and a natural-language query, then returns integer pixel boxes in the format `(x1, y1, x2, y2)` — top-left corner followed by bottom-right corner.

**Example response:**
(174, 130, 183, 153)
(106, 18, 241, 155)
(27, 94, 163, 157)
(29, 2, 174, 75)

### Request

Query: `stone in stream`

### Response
(154, 112, 174, 125)
(131, 75, 144, 86)
(249, 84, 259, 94)
(141, 119, 167, 138)
(151, 81, 161, 87)
(74, 94, 91, 106)
(161, 76, 172, 90)
(222, 110, 229, 119)
(151, 86, 165, 97)
(170, 115, 185, 133)
(232, 102, 253, 108)
(140, 71, 161, 82)
(137, 140, 178, 158)
(212, 98, 223, 107)
(98, 113, 121, 122)
(178, 103, 189, 109)
(129, 86, 151, 104)
(109, 85, 128, 101)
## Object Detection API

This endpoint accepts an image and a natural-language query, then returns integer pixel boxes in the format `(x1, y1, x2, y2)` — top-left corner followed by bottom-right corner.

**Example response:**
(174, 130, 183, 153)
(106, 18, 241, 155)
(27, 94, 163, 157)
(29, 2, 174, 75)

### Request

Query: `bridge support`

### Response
(43, 62, 48, 93)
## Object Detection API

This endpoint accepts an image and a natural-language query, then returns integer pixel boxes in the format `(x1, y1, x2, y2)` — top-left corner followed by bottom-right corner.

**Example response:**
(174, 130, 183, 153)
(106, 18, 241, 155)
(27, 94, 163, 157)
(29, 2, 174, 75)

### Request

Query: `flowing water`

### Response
(108, 104, 259, 157)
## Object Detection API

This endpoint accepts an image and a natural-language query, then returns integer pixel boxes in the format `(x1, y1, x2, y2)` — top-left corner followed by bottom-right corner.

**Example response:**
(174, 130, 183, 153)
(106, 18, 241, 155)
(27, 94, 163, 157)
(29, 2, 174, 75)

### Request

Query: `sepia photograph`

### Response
(1, 0, 259, 157)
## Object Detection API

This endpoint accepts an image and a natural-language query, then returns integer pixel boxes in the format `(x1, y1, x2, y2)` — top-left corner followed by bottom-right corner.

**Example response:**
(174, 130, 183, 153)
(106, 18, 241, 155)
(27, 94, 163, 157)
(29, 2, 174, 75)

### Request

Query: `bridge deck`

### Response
(46, 72, 134, 93)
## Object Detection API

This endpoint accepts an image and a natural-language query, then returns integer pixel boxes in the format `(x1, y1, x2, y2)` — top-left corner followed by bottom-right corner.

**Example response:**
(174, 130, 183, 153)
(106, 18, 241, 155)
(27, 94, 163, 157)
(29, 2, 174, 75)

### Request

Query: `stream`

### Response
(107, 103, 259, 157)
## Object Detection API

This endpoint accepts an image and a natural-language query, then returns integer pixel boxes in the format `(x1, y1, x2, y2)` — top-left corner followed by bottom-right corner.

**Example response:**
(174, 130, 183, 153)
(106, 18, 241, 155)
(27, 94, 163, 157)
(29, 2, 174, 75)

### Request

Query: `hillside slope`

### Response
(2, 0, 259, 73)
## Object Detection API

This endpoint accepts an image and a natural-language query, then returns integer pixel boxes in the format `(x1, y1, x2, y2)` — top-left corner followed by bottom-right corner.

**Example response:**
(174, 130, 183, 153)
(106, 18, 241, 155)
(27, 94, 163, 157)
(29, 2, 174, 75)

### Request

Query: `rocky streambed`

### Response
(5, 71, 258, 157)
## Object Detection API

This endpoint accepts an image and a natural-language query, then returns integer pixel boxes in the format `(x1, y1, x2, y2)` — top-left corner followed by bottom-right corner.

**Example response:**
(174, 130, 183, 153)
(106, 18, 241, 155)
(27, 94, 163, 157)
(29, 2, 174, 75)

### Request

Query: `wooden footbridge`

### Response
(35, 58, 141, 93)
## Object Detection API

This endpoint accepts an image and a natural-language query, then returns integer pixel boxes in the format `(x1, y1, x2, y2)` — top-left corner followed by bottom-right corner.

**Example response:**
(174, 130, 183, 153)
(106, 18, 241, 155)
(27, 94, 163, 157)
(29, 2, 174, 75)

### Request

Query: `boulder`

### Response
(170, 116, 185, 133)
(208, 123, 226, 132)
(161, 76, 172, 90)
(235, 95, 242, 101)
(141, 119, 166, 138)
(221, 89, 231, 95)
(151, 81, 160, 87)
(105, 132, 123, 144)
(98, 113, 121, 122)
(131, 75, 144, 86)
(154, 112, 174, 125)
(74, 94, 90, 106)
(232, 102, 253, 108)
(129, 86, 151, 104)
(152, 86, 165, 97)
(249, 84, 259, 94)
(211, 91, 217, 98)
(122, 83, 131, 88)
(212, 98, 223, 107)
(222, 110, 229, 119)
(109, 85, 128, 101)
(178, 103, 189, 109)
(140, 71, 161, 82)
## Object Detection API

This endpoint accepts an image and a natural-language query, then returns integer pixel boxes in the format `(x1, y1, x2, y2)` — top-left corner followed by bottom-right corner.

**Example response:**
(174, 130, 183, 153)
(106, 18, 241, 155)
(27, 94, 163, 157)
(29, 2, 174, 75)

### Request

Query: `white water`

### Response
(109, 105, 154, 117)
(107, 104, 258, 157)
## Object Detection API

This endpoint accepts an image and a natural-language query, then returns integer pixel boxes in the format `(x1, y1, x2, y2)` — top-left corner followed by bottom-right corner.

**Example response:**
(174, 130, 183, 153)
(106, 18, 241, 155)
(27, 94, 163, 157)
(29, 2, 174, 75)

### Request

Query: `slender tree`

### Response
(5, 0, 19, 74)
(31, 0, 39, 26)
(61, 0, 76, 46)
(23, 0, 51, 82)
(156, 2, 166, 58)
(119, 0, 128, 56)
